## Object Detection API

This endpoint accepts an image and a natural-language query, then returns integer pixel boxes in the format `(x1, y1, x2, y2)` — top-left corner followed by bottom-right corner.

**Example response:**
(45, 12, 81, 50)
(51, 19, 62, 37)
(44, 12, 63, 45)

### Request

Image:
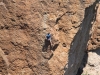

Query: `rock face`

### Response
(81, 2, 100, 75)
(0, 0, 99, 75)
(64, 1, 98, 75)
(88, 2, 100, 50)
(82, 49, 100, 75)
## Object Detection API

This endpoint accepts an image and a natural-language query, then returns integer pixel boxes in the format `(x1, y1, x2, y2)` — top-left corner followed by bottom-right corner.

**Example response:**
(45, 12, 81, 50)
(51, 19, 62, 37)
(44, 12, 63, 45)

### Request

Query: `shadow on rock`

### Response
(42, 39, 59, 52)
(42, 39, 52, 52)
(42, 39, 59, 60)
(76, 51, 88, 75)
(88, 48, 100, 55)
(64, 1, 98, 75)
(52, 44, 59, 51)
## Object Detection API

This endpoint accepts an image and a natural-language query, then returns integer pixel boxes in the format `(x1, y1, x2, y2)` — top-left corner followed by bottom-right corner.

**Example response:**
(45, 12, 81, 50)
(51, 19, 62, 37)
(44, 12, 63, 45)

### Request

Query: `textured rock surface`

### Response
(0, 0, 99, 75)
(81, 2, 100, 75)
(64, 1, 98, 75)
(82, 49, 100, 75)
(88, 2, 100, 50)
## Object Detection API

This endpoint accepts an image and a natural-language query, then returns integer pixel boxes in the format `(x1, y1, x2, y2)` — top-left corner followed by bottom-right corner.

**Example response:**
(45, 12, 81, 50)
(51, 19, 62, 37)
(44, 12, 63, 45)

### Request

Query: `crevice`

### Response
(56, 11, 76, 24)
(64, 0, 98, 75)
(56, 12, 67, 24)
(76, 1, 99, 75)
(76, 51, 88, 75)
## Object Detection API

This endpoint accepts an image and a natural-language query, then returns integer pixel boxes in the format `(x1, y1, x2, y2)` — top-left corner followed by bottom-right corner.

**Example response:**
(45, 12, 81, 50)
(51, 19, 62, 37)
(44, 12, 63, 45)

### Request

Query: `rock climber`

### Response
(46, 33, 51, 43)
(46, 33, 52, 50)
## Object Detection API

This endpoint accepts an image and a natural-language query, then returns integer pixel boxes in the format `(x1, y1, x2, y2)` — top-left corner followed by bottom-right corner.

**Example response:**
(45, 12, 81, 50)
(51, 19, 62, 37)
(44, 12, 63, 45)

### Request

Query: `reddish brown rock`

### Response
(0, 0, 98, 75)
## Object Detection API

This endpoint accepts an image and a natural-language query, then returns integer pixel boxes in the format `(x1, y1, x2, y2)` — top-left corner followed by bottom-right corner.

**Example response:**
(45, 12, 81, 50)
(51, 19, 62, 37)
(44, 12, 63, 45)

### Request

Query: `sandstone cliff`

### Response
(0, 0, 99, 75)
